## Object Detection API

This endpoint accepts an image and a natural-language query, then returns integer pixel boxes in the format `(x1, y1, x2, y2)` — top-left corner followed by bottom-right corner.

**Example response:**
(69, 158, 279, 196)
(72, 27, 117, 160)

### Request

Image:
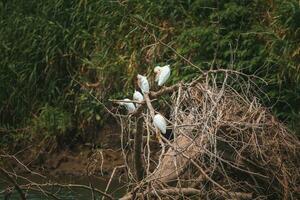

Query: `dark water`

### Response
(0, 175, 126, 199)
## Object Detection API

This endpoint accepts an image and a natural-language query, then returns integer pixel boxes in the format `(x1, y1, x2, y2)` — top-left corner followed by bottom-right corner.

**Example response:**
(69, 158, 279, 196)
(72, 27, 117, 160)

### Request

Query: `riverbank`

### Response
(38, 147, 124, 177)
(11, 123, 125, 179)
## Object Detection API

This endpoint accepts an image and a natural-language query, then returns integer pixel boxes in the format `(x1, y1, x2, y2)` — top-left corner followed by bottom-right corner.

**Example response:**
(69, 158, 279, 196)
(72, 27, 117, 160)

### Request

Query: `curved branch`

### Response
(120, 187, 202, 200)
(0, 167, 26, 200)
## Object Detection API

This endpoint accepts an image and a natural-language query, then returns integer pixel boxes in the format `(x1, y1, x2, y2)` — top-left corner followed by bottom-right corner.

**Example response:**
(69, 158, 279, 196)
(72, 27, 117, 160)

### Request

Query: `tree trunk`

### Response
(146, 133, 208, 183)
(134, 117, 144, 180)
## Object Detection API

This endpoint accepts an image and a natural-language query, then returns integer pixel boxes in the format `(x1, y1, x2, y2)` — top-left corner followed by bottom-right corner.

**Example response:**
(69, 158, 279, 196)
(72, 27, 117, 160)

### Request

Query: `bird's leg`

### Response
(156, 132, 160, 141)
(155, 129, 163, 144)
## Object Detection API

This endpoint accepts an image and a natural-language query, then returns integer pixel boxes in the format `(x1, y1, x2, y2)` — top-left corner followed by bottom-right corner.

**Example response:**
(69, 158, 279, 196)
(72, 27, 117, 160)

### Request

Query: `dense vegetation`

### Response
(0, 0, 299, 149)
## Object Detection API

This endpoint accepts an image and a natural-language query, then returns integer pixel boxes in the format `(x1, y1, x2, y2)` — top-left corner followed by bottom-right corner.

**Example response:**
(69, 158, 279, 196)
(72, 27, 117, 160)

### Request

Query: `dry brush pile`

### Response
(112, 71, 300, 200)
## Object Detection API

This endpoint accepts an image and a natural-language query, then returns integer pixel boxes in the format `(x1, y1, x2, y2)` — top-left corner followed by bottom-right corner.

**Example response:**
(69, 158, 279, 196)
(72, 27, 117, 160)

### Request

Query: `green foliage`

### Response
(0, 0, 299, 149)
(0, 0, 104, 146)
(32, 104, 71, 138)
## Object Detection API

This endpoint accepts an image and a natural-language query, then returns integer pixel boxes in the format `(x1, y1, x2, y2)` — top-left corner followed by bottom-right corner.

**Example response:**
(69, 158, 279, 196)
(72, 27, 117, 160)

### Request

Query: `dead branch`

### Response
(102, 165, 125, 200)
(214, 190, 253, 200)
(144, 93, 155, 118)
(17, 183, 114, 200)
(112, 71, 300, 199)
(146, 133, 208, 183)
(0, 154, 46, 178)
(120, 187, 202, 200)
(149, 83, 181, 99)
(0, 167, 26, 200)
(134, 117, 144, 180)
(121, 188, 253, 200)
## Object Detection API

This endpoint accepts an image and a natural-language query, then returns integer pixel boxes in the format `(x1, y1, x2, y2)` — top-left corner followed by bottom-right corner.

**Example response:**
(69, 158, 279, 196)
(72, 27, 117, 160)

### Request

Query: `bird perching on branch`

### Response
(133, 90, 144, 108)
(153, 113, 167, 140)
(154, 65, 171, 86)
(118, 98, 136, 113)
(137, 74, 149, 94)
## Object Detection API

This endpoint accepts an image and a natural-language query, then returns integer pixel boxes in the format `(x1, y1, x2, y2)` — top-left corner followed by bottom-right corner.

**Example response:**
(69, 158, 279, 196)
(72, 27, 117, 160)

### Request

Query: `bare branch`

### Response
(0, 167, 26, 200)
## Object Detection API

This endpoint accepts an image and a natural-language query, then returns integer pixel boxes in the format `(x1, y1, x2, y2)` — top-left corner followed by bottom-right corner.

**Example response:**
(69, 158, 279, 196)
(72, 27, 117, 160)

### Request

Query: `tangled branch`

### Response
(111, 70, 300, 199)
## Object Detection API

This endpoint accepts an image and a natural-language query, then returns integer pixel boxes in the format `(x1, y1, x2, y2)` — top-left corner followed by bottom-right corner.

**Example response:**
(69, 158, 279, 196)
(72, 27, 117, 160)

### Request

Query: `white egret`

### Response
(154, 64, 171, 86)
(137, 74, 149, 94)
(133, 90, 143, 108)
(153, 113, 167, 135)
(119, 98, 136, 113)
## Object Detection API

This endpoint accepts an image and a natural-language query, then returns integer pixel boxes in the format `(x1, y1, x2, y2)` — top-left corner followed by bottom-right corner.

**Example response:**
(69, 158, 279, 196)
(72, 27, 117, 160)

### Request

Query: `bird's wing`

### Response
(141, 78, 149, 93)
(137, 92, 144, 101)
(158, 67, 171, 86)
(133, 92, 143, 101)
(155, 74, 159, 82)
(155, 71, 160, 82)
(133, 92, 139, 101)
(137, 79, 141, 90)
(125, 103, 136, 113)
(153, 115, 167, 134)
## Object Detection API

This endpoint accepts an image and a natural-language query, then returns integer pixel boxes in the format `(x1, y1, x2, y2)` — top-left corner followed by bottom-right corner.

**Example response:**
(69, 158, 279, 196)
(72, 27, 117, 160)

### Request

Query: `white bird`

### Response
(137, 74, 150, 94)
(153, 114, 167, 134)
(133, 90, 144, 107)
(154, 65, 171, 86)
(119, 98, 136, 113)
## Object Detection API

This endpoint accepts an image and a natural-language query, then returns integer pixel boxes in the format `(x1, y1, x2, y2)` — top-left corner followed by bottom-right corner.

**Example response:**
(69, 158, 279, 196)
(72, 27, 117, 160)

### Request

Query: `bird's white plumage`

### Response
(154, 67, 160, 82)
(137, 74, 150, 94)
(120, 98, 136, 113)
(133, 90, 144, 102)
(153, 114, 167, 134)
(133, 90, 144, 107)
(154, 65, 171, 86)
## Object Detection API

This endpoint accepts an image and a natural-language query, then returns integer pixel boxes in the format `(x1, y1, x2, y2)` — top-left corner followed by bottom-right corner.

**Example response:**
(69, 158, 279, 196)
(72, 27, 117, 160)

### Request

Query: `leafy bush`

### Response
(32, 105, 71, 138)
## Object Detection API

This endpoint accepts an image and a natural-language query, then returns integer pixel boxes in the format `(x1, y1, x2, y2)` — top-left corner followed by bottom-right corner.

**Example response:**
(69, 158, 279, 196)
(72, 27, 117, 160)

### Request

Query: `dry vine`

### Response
(1, 70, 298, 200)
(0, 152, 114, 200)
(111, 70, 300, 200)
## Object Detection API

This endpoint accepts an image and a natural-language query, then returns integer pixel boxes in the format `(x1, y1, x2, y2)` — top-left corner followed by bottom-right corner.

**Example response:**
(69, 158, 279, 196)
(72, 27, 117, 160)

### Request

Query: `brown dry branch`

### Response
(120, 187, 253, 200)
(101, 164, 126, 200)
(0, 154, 46, 178)
(0, 183, 114, 200)
(111, 70, 300, 199)
(0, 167, 26, 200)
(0, 152, 114, 200)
